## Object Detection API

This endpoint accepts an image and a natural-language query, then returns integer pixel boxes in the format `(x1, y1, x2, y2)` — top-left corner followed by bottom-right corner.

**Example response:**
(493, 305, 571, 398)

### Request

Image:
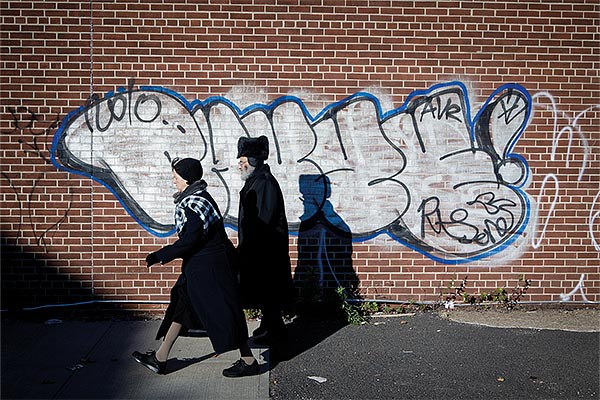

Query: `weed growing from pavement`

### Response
(440, 275, 532, 310)
(381, 304, 394, 314)
(247, 276, 532, 328)
(335, 286, 381, 325)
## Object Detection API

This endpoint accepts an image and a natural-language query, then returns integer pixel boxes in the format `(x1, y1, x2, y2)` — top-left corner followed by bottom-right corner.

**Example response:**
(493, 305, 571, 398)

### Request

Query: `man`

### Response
(236, 135, 293, 347)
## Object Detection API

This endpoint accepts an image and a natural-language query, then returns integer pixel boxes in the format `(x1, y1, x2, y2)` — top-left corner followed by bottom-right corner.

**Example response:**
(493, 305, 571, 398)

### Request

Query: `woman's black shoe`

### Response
(222, 359, 259, 377)
(132, 350, 166, 374)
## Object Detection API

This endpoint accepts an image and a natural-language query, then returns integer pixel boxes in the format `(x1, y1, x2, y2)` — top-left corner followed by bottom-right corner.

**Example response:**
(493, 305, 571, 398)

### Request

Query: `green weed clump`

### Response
(441, 275, 532, 309)
(336, 286, 378, 325)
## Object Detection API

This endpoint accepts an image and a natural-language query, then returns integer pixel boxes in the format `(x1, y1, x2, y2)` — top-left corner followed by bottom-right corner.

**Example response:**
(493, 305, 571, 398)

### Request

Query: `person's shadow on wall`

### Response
(261, 174, 358, 367)
(295, 174, 358, 304)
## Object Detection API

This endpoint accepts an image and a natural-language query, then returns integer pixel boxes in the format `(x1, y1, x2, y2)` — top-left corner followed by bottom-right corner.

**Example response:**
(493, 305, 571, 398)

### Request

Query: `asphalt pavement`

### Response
(1, 309, 599, 400)
(270, 311, 600, 400)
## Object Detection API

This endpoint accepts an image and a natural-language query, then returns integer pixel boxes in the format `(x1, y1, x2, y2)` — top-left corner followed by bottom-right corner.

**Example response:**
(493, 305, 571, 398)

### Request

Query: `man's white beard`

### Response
(240, 166, 255, 181)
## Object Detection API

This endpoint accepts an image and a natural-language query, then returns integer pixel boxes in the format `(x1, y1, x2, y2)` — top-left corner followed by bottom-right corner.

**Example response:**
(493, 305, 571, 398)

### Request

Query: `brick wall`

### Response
(1, 0, 598, 311)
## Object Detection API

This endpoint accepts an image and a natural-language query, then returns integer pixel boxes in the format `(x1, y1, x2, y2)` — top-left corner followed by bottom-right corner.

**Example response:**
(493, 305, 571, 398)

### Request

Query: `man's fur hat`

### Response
(237, 135, 269, 161)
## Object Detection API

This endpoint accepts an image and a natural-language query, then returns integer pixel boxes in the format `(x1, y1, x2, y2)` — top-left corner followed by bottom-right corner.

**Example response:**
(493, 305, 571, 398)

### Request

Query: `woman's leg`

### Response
(155, 322, 182, 362)
(239, 340, 256, 365)
(132, 322, 178, 374)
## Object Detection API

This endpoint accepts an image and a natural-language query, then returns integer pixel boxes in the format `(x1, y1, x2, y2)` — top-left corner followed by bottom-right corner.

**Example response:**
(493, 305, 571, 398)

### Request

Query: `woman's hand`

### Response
(145, 252, 160, 267)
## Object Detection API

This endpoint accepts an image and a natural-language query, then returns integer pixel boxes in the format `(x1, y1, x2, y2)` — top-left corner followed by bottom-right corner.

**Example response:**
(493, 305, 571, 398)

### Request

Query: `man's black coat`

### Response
(238, 163, 293, 309)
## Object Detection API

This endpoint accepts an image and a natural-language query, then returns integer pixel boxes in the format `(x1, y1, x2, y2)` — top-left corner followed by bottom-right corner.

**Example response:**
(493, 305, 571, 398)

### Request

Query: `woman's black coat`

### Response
(237, 163, 294, 309)
(153, 190, 247, 354)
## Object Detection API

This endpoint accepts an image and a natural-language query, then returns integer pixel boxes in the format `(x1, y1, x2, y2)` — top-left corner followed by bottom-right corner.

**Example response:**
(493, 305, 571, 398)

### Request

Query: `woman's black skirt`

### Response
(155, 277, 204, 340)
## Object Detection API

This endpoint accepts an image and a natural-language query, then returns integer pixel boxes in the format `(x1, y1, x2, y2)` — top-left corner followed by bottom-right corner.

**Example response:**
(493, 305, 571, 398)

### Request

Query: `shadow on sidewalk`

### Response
(165, 352, 218, 374)
(251, 304, 349, 370)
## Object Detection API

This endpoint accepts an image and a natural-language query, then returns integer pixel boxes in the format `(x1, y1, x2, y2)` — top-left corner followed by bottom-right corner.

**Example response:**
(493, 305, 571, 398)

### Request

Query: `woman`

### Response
(132, 157, 258, 378)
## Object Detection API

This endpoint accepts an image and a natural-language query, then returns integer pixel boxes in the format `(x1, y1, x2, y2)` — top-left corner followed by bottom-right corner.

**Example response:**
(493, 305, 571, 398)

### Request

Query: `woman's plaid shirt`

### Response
(174, 191, 221, 236)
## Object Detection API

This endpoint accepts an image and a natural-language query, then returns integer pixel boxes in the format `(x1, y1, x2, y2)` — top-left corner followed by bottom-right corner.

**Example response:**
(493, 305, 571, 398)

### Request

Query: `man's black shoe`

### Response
(132, 350, 166, 374)
(222, 359, 259, 378)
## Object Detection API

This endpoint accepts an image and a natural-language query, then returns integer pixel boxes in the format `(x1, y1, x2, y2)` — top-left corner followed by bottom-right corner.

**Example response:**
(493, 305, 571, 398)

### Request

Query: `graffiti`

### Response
(51, 82, 532, 263)
(533, 93, 595, 181)
(417, 193, 518, 247)
(529, 93, 599, 253)
(591, 192, 600, 252)
(1, 108, 72, 250)
(4, 106, 57, 162)
(530, 174, 559, 250)
(560, 274, 593, 303)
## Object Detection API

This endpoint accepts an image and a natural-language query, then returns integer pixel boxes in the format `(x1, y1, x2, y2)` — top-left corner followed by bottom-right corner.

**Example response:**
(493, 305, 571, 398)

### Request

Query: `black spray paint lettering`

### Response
(418, 195, 516, 246)
(419, 95, 462, 123)
(3, 107, 72, 250)
(84, 92, 166, 133)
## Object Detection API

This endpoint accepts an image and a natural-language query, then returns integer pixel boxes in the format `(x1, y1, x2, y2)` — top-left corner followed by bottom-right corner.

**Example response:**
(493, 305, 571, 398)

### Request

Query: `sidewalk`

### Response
(1, 318, 269, 400)
(2, 307, 598, 399)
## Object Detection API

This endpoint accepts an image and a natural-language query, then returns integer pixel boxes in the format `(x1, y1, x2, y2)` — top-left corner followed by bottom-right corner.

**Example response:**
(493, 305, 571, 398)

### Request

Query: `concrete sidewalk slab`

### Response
(1, 318, 269, 400)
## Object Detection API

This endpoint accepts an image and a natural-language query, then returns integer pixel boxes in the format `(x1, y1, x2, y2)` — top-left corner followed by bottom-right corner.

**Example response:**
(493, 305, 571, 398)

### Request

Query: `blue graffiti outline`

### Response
(472, 83, 532, 187)
(51, 81, 532, 263)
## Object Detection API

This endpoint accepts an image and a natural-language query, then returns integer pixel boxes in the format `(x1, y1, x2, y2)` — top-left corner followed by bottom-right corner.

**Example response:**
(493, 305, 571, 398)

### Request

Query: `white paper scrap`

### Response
(308, 376, 327, 384)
